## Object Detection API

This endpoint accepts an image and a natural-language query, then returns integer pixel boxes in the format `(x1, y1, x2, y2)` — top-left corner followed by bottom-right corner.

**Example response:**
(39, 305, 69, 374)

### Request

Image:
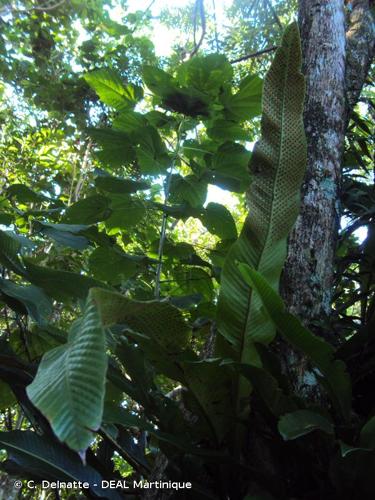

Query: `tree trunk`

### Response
(281, 0, 374, 392)
(282, 0, 347, 328)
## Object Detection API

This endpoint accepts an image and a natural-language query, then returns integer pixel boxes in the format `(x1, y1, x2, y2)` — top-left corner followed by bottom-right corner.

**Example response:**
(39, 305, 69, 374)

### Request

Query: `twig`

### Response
(144, 0, 156, 14)
(1, 0, 66, 16)
(74, 140, 92, 202)
(154, 169, 173, 299)
(212, 0, 219, 52)
(265, 0, 283, 31)
(190, 0, 206, 58)
(230, 45, 278, 64)
(154, 122, 185, 298)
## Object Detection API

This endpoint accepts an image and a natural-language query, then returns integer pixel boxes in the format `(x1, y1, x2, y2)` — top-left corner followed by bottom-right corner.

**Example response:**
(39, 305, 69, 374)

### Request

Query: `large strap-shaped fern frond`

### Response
(216, 23, 306, 366)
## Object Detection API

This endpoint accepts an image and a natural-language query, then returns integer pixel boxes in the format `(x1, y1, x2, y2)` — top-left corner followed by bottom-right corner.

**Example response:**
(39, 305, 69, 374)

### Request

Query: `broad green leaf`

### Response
(0, 381, 16, 410)
(105, 195, 146, 232)
(0, 213, 13, 226)
(176, 54, 233, 94)
(238, 264, 352, 420)
(88, 128, 136, 167)
(112, 110, 147, 133)
(161, 240, 195, 260)
(6, 184, 49, 204)
(135, 126, 170, 175)
(154, 202, 200, 221)
(200, 202, 237, 240)
(217, 24, 306, 365)
(0, 230, 25, 275)
(24, 260, 107, 301)
(181, 359, 236, 442)
(162, 87, 210, 117)
(96, 288, 196, 381)
(0, 431, 120, 499)
(35, 222, 90, 250)
(91, 288, 191, 355)
(222, 74, 263, 121)
(173, 267, 214, 302)
(142, 65, 175, 96)
(113, 338, 155, 407)
(84, 68, 140, 110)
(278, 410, 334, 440)
(142, 65, 210, 117)
(88, 246, 148, 283)
(27, 296, 108, 453)
(63, 195, 111, 224)
(169, 174, 207, 208)
(146, 110, 176, 129)
(95, 174, 149, 194)
(0, 278, 52, 325)
(207, 142, 251, 192)
(207, 119, 250, 141)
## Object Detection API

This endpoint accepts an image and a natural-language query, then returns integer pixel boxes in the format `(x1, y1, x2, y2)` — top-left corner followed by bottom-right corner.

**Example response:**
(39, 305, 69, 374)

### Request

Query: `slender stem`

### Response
(266, 0, 283, 31)
(74, 140, 92, 202)
(230, 45, 278, 64)
(190, 0, 206, 58)
(154, 123, 184, 298)
(154, 168, 173, 299)
(212, 0, 219, 52)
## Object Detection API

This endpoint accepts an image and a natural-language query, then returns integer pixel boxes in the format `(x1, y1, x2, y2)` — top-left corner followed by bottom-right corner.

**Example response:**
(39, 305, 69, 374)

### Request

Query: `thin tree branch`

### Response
(2, 0, 66, 16)
(230, 45, 278, 64)
(74, 140, 92, 202)
(212, 0, 219, 52)
(190, 0, 206, 58)
(154, 168, 173, 299)
(265, 0, 283, 31)
(144, 0, 156, 14)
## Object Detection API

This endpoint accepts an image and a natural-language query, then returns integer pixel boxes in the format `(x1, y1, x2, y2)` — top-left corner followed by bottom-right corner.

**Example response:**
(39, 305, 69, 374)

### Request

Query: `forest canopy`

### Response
(0, 1, 374, 499)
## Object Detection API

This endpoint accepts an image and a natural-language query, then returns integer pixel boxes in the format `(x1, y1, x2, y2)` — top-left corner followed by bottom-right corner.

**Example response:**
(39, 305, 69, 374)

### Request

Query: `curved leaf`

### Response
(0, 278, 52, 326)
(91, 288, 191, 354)
(63, 195, 111, 224)
(84, 68, 140, 110)
(0, 230, 25, 275)
(95, 175, 150, 194)
(200, 202, 237, 240)
(278, 410, 334, 440)
(27, 296, 108, 454)
(24, 260, 107, 301)
(238, 264, 352, 420)
(88, 246, 147, 283)
(217, 23, 306, 364)
(0, 431, 121, 499)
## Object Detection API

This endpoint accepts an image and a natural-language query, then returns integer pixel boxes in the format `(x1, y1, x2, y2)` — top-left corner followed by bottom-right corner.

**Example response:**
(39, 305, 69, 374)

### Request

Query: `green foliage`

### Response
(0, 7, 374, 500)
(0, 278, 52, 326)
(0, 431, 121, 499)
(84, 68, 142, 111)
(27, 296, 108, 454)
(216, 24, 306, 382)
(278, 410, 334, 440)
(238, 264, 352, 421)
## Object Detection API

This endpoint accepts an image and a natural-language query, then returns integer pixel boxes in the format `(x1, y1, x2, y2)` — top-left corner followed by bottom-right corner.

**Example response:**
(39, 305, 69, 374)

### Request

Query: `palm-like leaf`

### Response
(27, 296, 107, 454)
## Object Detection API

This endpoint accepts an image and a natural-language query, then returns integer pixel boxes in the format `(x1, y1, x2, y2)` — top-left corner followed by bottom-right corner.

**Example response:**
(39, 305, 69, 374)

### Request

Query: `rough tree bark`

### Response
(282, 0, 347, 326)
(281, 0, 374, 391)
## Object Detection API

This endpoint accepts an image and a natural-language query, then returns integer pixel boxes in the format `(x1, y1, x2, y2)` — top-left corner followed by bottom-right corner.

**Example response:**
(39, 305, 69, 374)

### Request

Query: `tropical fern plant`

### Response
(0, 21, 374, 500)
